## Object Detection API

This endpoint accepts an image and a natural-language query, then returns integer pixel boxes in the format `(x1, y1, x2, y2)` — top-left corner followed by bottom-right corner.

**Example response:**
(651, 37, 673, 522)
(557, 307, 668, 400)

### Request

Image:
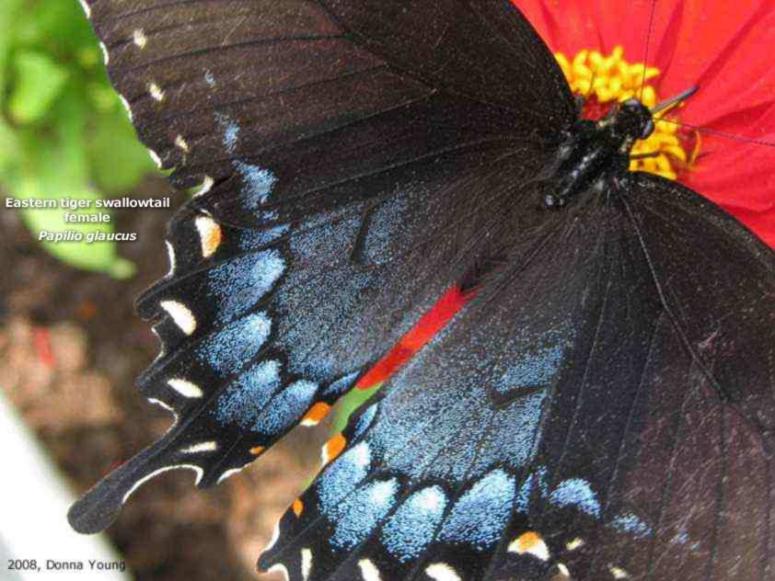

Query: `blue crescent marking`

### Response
(214, 360, 281, 428)
(209, 250, 285, 322)
(198, 312, 271, 373)
(549, 478, 601, 518)
(381, 486, 447, 562)
(439, 469, 516, 551)
(330, 479, 399, 550)
(318, 443, 371, 514)
(254, 379, 318, 434)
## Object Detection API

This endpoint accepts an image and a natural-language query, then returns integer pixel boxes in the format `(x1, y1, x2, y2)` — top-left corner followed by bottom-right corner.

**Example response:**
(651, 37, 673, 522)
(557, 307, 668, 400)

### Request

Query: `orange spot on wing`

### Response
(292, 499, 304, 517)
(509, 531, 550, 561)
(356, 285, 469, 390)
(301, 402, 332, 426)
(202, 224, 222, 257)
(516, 531, 542, 551)
(249, 446, 265, 456)
(322, 433, 347, 465)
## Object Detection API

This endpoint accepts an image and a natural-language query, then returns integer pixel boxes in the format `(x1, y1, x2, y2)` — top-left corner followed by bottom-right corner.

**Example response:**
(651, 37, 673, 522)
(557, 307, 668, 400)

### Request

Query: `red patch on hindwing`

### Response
(356, 286, 469, 390)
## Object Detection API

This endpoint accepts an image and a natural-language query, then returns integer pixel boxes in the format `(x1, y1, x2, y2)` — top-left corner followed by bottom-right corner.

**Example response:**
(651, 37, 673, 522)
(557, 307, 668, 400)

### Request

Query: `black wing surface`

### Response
(83, 0, 574, 219)
(69, 0, 576, 534)
(259, 176, 775, 581)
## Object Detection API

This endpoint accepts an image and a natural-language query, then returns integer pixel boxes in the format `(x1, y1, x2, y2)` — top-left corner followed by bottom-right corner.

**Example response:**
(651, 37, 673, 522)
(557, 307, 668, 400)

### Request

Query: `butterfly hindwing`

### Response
(259, 179, 775, 581)
(257, 200, 614, 580)
(69, 148, 552, 534)
(529, 175, 775, 581)
(622, 173, 775, 430)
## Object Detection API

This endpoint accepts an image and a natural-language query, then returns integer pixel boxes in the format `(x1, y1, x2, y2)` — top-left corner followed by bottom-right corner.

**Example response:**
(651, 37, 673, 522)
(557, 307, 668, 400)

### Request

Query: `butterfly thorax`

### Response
(544, 99, 654, 208)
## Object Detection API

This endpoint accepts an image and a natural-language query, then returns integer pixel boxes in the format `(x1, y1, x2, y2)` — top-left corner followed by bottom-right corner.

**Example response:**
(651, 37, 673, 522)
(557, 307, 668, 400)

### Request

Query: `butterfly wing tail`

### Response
(67, 438, 180, 534)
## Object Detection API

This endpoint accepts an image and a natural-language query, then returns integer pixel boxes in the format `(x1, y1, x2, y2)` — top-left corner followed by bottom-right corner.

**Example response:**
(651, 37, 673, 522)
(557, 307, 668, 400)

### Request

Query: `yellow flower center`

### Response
(554, 46, 698, 181)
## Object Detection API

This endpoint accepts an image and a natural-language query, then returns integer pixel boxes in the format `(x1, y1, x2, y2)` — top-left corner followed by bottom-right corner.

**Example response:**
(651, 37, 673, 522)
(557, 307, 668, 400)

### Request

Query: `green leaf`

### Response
(20, 0, 97, 55)
(0, 0, 149, 277)
(0, 118, 20, 179)
(9, 103, 136, 279)
(88, 110, 154, 194)
(9, 50, 69, 124)
(0, 0, 23, 96)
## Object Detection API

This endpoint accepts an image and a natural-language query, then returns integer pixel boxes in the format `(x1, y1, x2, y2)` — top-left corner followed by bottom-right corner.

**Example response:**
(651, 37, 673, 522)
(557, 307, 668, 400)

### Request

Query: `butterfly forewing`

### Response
(70, 0, 572, 535)
(86, 0, 575, 222)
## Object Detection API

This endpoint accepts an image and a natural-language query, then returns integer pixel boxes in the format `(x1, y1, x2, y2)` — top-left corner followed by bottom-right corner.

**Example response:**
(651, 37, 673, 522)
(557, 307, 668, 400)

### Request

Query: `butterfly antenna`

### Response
(654, 117, 775, 147)
(650, 86, 698, 115)
(639, 0, 658, 101)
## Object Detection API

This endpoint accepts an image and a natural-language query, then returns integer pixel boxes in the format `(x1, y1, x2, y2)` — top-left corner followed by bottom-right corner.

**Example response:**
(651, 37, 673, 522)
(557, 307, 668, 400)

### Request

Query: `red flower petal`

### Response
(683, 134, 775, 246)
(662, 1, 775, 131)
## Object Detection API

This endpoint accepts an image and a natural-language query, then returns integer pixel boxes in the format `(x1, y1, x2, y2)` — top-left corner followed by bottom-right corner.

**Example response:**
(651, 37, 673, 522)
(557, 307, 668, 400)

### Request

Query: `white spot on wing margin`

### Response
(301, 548, 312, 581)
(148, 82, 165, 102)
(150, 327, 166, 362)
(267, 563, 289, 581)
(216, 464, 249, 484)
(119, 95, 133, 122)
(147, 398, 174, 414)
(133, 29, 147, 48)
(180, 441, 218, 454)
(98, 42, 109, 65)
(165, 241, 176, 277)
(263, 521, 282, 553)
(160, 301, 197, 335)
(174, 135, 190, 153)
(148, 148, 163, 168)
(194, 175, 214, 197)
(426, 563, 462, 581)
(167, 378, 203, 399)
(610, 566, 630, 579)
(358, 559, 382, 581)
(122, 464, 203, 504)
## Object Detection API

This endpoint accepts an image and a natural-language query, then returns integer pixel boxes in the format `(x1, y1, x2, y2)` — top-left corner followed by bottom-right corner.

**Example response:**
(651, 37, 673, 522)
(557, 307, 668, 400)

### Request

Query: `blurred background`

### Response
(0, 1, 337, 579)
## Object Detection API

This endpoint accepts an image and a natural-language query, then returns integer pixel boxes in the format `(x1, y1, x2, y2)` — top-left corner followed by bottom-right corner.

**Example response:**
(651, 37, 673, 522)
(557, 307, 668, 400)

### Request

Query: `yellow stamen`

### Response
(555, 46, 695, 181)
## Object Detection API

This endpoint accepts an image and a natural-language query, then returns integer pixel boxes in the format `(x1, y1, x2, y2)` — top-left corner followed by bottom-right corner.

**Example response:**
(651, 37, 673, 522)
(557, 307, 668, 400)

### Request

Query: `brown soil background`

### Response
(0, 179, 328, 580)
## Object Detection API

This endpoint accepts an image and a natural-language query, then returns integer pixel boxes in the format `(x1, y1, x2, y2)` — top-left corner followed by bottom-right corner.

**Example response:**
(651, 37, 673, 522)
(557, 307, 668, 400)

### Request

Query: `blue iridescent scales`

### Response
(67, 38, 502, 533)
(262, 268, 651, 581)
(141, 115, 453, 469)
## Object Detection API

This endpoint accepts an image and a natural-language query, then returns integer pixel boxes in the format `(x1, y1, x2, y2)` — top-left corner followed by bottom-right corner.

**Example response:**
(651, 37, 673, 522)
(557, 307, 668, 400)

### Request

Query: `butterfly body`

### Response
(545, 100, 655, 209)
(70, 1, 774, 579)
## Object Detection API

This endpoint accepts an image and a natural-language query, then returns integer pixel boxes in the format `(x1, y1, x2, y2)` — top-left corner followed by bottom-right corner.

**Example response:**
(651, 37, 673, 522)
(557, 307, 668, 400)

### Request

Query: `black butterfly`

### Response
(69, 1, 774, 579)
